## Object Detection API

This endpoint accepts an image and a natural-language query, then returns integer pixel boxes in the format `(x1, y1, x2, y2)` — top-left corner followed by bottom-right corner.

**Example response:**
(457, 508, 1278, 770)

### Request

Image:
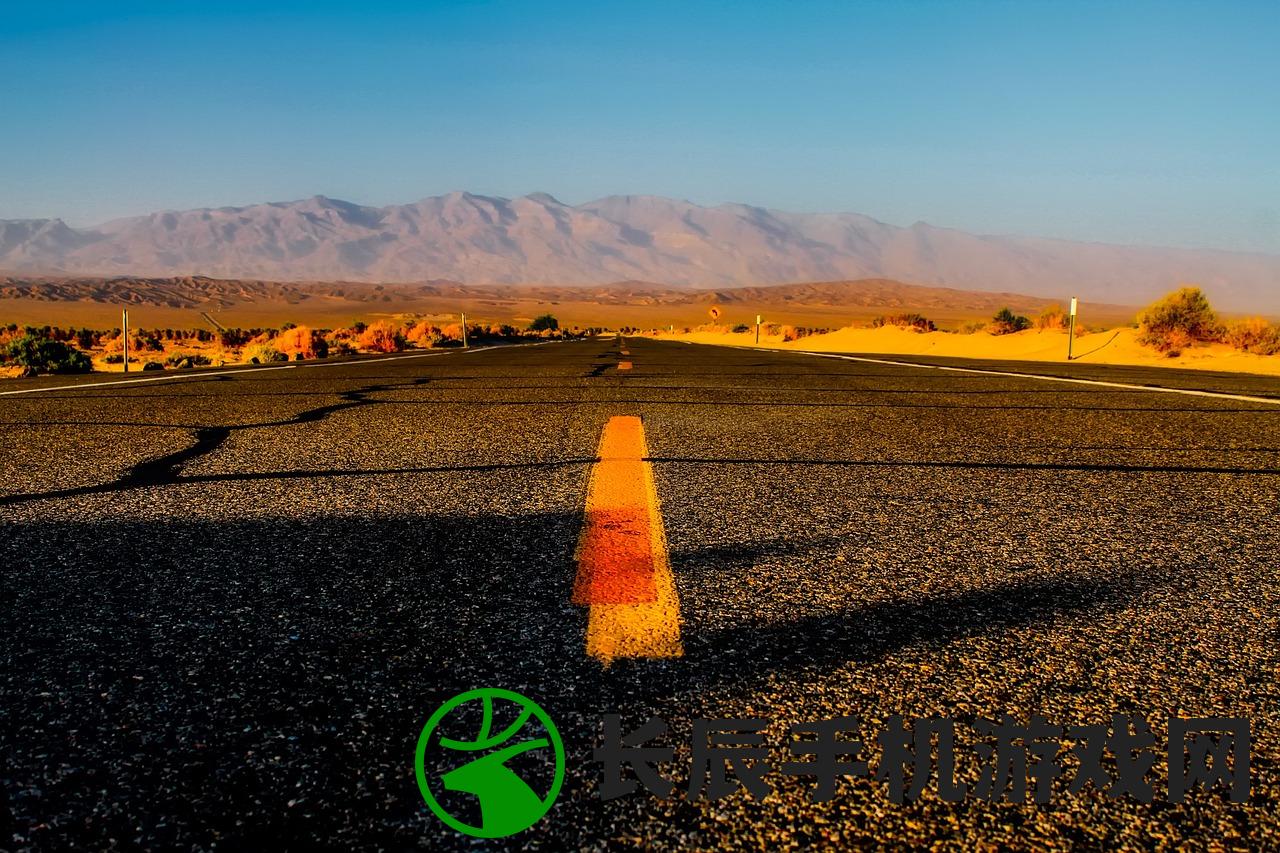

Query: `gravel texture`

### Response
(2, 339, 1277, 850)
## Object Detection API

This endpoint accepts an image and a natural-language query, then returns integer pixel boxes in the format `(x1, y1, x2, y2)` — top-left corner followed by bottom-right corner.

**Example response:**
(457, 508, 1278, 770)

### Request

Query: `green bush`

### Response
(528, 314, 559, 332)
(989, 307, 1032, 335)
(4, 335, 93, 374)
(1137, 287, 1222, 354)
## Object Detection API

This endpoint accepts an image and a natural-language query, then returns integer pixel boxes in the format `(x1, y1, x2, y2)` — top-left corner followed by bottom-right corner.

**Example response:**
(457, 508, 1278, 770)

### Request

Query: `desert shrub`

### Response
(4, 335, 93, 374)
(529, 314, 559, 332)
(356, 320, 407, 353)
(272, 325, 329, 359)
(1137, 287, 1222, 353)
(219, 328, 251, 348)
(732, 323, 750, 333)
(405, 323, 441, 348)
(871, 313, 936, 333)
(1036, 304, 1069, 330)
(103, 352, 125, 364)
(142, 361, 164, 371)
(1159, 328, 1195, 357)
(1223, 317, 1280, 355)
(988, 307, 1032, 335)
(165, 351, 211, 367)
(132, 333, 164, 352)
(242, 343, 287, 364)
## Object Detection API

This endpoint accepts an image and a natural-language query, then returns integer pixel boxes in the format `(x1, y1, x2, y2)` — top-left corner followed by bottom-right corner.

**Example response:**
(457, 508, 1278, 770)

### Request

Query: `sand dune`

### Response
(664, 326, 1280, 377)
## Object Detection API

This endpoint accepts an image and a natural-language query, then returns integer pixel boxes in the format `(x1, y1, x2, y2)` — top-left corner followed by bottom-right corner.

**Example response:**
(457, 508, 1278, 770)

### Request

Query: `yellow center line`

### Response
(572, 416, 683, 665)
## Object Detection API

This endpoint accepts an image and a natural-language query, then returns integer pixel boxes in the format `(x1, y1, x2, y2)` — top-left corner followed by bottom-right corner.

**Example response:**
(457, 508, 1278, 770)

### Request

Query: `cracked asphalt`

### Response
(2, 338, 1278, 850)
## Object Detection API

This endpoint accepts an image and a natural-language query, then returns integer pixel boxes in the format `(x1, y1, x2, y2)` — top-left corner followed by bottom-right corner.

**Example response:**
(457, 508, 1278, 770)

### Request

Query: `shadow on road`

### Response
(3, 508, 1155, 848)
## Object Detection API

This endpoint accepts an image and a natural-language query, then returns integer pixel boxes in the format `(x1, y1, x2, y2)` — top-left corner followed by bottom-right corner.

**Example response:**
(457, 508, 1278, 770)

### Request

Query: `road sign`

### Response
(709, 306, 722, 321)
(1069, 297, 1079, 317)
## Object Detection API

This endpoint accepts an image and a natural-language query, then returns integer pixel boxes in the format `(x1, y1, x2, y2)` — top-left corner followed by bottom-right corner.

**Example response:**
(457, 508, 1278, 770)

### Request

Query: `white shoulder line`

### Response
(790, 349, 1280, 406)
(0, 364, 298, 396)
(666, 339, 1280, 406)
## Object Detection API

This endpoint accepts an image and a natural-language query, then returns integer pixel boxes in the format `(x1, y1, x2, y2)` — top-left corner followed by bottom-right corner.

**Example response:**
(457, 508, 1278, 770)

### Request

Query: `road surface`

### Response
(3, 338, 1278, 850)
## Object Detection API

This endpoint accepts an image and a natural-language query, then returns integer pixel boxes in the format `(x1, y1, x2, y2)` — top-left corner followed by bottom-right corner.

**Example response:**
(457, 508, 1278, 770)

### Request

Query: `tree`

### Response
(529, 314, 559, 332)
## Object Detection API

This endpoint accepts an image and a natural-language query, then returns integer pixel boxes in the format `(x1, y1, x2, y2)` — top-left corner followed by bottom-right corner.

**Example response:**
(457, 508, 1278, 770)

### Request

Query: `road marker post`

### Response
(122, 309, 129, 373)
(460, 311, 469, 348)
(1067, 297, 1078, 361)
(755, 314, 761, 345)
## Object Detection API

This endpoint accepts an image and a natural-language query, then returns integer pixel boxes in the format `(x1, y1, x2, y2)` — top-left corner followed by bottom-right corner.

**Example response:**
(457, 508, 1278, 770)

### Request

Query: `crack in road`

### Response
(0, 377, 435, 506)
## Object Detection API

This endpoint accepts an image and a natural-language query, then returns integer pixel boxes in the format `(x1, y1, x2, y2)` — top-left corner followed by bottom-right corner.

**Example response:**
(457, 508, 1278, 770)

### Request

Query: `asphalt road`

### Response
(2, 338, 1278, 850)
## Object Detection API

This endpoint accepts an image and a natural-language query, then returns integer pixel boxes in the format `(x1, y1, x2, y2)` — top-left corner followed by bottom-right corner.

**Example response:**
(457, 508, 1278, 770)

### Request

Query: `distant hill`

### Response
(1, 193, 1277, 312)
(0, 274, 1138, 330)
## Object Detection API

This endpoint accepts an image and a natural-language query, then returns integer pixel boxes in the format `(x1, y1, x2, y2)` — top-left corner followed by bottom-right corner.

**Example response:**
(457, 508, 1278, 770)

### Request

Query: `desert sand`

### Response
(658, 326, 1280, 378)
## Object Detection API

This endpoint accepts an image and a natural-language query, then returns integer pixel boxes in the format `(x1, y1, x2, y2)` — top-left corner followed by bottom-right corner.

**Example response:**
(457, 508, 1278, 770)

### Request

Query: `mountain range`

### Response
(2, 192, 1277, 311)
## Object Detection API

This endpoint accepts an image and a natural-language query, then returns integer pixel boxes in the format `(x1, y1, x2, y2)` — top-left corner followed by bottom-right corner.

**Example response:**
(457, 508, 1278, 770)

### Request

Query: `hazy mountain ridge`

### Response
(2, 192, 1277, 311)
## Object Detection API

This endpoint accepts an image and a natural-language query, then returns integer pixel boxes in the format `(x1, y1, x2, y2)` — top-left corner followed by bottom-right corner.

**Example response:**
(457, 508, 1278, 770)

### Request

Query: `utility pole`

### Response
(122, 308, 130, 373)
(755, 314, 762, 345)
(460, 311, 469, 348)
(1067, 297, 1078, 361)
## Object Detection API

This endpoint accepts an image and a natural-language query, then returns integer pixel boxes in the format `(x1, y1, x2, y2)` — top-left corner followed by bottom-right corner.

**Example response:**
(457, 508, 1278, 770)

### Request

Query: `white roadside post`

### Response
(1067, 297, 1079, 361)
(461, 311, 468, 348)
(122, 308, 129, 373)
(755, 314, 762, 345)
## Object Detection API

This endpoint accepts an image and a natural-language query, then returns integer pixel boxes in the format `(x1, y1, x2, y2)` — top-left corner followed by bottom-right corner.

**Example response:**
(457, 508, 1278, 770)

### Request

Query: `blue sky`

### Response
(2, 1, 1277, 252)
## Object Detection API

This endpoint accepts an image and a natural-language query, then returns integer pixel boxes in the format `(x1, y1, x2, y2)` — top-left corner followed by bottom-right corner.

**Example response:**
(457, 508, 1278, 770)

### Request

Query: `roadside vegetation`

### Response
(1, 331, 93, 375)
(1136, 287, 1221, 355)
(0, 314, 583, 377)
(870, 313, 936, 332)
(1134, 286, 1280, 357)
(988, 307, 1033, 335)
(1035, 304, 1069, 331)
